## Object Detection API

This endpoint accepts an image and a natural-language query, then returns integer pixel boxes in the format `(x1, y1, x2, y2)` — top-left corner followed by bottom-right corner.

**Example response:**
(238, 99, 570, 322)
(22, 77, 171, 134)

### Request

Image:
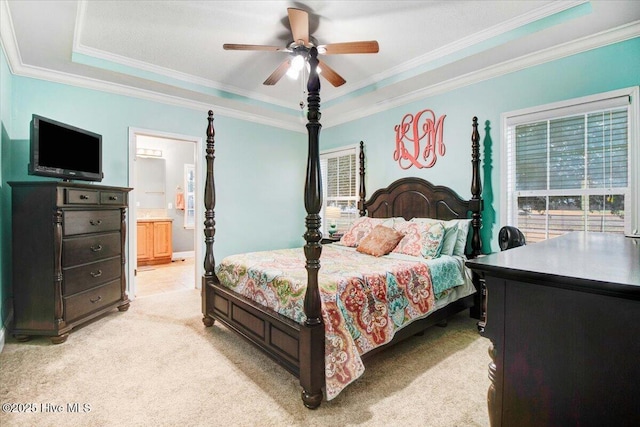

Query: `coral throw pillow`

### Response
(356, 225, 404, 257)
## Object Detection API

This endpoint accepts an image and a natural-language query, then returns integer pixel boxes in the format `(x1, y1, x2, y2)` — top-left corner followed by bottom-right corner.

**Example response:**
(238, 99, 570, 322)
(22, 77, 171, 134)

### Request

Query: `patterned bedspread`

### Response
(215, 244, 465, 400)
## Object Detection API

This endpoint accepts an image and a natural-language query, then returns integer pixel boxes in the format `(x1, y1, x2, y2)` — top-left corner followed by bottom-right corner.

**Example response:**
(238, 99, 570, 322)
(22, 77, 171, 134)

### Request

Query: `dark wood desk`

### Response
(466, 232, 640, 427)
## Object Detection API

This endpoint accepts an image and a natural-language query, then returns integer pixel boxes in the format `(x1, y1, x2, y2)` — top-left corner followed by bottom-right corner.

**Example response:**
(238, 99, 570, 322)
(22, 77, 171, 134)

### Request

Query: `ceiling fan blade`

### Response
(223, 44, 287, 52)
(263, 59, 291, 85)
(318, 60, 346, 87)
(321, 41, 379, 55)
(288, 8, 309, 45)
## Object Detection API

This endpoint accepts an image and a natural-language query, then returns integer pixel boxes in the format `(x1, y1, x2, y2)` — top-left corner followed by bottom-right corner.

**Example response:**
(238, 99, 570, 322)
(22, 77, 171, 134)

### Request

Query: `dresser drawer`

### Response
(66, 188, 99, 205)
(64, 280, 121, 322)
(64, 210, 121, 236)
(63, 257, 121, 296)
(63, 232, 121, 267)
(100, 191, 126, 205)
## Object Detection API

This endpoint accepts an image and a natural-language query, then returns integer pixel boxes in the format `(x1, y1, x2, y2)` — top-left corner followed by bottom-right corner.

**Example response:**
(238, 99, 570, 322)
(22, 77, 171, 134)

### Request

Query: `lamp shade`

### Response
(325, 206, 341, 220)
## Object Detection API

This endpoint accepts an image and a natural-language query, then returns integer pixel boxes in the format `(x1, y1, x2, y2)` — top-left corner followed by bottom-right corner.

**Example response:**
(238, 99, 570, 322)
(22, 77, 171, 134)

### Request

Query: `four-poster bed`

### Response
(201, 48, 483, 408)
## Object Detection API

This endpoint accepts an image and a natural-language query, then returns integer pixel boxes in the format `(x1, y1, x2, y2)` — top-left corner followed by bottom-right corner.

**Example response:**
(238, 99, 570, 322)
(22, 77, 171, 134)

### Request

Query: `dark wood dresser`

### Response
(9, 181, 132, 344)
(466, 232, 640, 427)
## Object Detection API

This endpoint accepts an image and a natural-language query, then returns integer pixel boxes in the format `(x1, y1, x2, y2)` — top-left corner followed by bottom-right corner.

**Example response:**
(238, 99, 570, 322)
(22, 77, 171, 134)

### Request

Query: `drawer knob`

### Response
(90, 270, 103, 278)
(109, 196, 118, 201)
(90, 295, 103, 304)
(79, 194, 89, 200)
(89, 219, 102, 226)
(90, 244, 103, 252)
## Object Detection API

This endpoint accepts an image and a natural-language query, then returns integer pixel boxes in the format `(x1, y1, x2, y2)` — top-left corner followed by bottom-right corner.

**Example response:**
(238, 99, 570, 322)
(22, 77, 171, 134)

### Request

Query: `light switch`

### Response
(168, 202, 173, 209)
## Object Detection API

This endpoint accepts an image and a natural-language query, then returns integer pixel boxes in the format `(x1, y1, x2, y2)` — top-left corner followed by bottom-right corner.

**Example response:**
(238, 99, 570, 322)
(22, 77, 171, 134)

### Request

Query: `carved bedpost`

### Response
(202, 110, 217, 327)
(470, 116, 483, 257)
(300, 47, 324, 410)
(358, 141, 366, 217)
(203, 110, 216, 279)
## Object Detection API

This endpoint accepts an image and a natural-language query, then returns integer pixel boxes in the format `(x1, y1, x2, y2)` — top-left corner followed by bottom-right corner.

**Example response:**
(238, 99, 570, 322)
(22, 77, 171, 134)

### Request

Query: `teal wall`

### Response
(6, 77, 308, 255)
(1, 45, 13, 333)
(324, 37, 640, 253)
(0, 44, 307, 332)
(1, 37, 639, 335)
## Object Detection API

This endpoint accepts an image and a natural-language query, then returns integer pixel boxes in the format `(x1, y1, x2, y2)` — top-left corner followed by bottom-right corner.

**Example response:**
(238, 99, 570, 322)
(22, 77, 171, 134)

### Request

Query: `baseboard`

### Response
(172, 251, 195, 260)
(0, 306, 13, 353)
(0, 325, 6, 353)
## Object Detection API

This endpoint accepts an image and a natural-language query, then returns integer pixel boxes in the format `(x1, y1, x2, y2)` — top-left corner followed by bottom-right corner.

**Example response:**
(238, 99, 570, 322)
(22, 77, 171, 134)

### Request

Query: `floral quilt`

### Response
(215, 244, 464, 400)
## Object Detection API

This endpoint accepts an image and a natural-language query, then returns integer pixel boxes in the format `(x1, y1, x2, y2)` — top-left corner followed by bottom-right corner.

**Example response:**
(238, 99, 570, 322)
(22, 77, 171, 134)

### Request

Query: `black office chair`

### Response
(498, 226, 526, 251)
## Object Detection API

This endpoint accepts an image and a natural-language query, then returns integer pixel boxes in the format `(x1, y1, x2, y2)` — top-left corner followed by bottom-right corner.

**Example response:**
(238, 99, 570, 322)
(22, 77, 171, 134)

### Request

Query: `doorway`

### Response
(136, 257, 195, 297)
(127, 128, 204, 299)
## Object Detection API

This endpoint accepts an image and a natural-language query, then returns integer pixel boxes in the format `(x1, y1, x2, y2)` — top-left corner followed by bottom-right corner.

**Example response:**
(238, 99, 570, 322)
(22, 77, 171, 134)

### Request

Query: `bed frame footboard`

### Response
(199, 112, 305, 380)
(203, 279, 302, 375)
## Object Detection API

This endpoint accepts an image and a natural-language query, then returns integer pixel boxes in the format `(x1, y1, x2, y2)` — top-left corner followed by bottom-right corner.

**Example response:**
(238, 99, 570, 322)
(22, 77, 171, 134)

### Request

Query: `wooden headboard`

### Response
(364, 177, 472, 221)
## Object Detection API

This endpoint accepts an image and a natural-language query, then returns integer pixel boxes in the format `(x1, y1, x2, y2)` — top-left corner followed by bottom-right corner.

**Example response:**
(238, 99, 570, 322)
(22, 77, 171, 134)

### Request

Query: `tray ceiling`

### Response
(2, 1, 639, 131)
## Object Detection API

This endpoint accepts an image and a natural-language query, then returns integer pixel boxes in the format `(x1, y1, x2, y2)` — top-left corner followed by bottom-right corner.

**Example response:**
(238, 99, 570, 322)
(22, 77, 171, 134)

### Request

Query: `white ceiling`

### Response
(2, 1, 639, 131)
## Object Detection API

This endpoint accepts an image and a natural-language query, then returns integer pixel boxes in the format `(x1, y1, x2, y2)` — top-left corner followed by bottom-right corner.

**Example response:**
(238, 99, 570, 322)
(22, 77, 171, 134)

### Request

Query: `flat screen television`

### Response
(29, 114, 103, 182)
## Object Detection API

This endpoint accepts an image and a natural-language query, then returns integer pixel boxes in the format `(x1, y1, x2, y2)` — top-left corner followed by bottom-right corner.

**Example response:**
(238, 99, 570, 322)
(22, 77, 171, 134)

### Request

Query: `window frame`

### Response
(500, 86, 640, 241)
(320, 144, 360, 236)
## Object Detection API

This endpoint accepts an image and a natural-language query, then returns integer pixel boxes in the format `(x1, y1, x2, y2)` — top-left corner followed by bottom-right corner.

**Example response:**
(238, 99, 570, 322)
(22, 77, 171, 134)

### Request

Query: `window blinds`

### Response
(506, 94, 631, 242)
(320, 146, 358, 234)
(514, 109, 628, 192)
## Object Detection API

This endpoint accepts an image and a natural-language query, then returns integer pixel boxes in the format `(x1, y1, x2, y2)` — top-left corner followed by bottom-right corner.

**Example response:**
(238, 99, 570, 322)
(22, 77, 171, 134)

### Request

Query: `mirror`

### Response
(137, 157, 166, 209)
(184, 164, 195, 229)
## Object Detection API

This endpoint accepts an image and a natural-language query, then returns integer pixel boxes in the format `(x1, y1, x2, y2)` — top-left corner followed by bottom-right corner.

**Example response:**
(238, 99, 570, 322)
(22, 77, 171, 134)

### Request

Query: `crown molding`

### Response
(0, 0, 20, 74)
(72, 42, 297, 112)
(1, 0, 637, 133)
(322, 21, 640, 128)
(1, 1, 303, 133)
(7, 60, 304, 132)
(323, 0, 589, 103)
(72, 0, 296, 113)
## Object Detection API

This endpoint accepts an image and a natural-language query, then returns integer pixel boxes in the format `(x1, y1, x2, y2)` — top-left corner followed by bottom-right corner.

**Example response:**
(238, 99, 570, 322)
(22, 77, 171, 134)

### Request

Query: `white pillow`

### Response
(452, 219, 472, 256)
(440, 221, 459, 256)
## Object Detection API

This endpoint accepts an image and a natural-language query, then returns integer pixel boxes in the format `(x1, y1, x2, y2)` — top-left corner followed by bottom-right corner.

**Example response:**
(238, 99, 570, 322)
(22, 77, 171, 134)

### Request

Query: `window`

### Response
(502, 87, 639, 243)
(320, 145, 360, 236)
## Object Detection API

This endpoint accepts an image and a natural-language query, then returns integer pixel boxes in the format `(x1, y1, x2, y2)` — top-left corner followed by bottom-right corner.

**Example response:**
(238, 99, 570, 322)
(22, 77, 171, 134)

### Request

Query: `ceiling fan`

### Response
(223, 8, 379, 87)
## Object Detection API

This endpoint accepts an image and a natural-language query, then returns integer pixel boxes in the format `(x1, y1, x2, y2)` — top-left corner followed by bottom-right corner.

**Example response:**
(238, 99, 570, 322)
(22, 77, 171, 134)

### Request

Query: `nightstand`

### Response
(321, 236, 341, 244)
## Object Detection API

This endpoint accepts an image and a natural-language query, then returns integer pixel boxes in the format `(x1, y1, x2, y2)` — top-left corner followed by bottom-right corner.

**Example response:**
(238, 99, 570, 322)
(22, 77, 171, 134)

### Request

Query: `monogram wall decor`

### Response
(393, 109, 446, 169)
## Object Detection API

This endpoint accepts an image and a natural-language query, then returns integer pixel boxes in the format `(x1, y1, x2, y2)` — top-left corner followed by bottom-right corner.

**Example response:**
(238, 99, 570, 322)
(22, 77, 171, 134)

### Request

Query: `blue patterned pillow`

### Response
(410, 218, 458, 256)
(392, 221, 445, 259)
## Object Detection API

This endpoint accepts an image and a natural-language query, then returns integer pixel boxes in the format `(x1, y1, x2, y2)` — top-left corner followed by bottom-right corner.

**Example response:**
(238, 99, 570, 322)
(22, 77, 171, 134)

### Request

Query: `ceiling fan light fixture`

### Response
(286, 54, 306, 79)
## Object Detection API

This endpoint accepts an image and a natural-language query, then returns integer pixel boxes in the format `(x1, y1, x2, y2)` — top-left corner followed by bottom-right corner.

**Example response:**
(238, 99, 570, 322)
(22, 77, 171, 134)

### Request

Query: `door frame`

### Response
(127, 127, 204, 299)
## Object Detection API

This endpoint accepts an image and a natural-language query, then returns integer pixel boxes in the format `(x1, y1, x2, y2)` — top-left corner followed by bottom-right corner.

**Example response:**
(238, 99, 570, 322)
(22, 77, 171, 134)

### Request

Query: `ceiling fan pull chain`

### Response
(300, 63, 307, 110)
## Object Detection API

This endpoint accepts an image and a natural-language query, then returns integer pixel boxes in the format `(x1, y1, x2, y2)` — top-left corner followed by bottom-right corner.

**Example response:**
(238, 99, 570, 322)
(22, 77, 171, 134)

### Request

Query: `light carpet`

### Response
(0, 288, 490, 427)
